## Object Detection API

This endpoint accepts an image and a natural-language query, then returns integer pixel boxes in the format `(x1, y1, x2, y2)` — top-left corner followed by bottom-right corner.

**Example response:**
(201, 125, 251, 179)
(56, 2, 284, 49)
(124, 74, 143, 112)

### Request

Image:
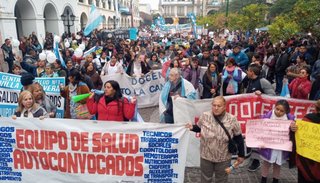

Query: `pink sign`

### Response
(245, 119, 293, 151)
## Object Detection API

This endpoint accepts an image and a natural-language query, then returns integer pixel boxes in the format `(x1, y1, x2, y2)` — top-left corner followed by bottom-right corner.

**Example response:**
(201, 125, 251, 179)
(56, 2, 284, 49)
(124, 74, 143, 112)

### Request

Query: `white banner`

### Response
(101, 70, 166, 108)
(0, 117, 189, 182)
(0, 72, 65, 118)
(173, 94, 316, 167)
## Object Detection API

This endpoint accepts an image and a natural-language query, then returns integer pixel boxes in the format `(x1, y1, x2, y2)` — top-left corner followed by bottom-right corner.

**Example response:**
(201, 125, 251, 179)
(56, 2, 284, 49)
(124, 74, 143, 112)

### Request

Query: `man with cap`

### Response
(228, 44, 249, 71)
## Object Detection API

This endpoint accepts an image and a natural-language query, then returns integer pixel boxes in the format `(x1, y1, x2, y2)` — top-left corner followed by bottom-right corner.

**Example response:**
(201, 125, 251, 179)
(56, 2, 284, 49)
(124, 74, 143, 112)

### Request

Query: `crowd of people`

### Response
(1, 27, 320, 182)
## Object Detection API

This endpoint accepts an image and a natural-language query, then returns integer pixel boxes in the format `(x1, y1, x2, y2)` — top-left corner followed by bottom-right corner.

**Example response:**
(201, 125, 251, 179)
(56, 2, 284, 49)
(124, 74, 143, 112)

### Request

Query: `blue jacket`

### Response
(228, 52, 249, 70)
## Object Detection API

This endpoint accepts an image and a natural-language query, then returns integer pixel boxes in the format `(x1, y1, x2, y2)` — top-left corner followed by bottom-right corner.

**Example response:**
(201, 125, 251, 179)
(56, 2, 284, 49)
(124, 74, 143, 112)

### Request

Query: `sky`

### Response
(140, 0, 159, 10)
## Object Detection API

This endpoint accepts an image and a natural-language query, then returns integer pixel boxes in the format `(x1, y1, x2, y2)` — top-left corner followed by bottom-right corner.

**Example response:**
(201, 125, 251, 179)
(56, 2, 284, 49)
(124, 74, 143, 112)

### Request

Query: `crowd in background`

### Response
(1, 27, 320, 182)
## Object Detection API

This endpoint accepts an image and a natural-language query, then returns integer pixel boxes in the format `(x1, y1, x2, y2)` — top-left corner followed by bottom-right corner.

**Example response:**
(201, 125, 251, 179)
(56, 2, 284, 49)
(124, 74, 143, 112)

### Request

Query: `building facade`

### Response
(0, 0, 140, 43)
(160, 0, 203, 24)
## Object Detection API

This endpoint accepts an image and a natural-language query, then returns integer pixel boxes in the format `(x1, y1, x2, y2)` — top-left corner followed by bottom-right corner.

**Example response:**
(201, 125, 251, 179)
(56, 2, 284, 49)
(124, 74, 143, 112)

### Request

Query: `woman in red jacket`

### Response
(86, 80, 136, 121)
(288, 67, 312, 100)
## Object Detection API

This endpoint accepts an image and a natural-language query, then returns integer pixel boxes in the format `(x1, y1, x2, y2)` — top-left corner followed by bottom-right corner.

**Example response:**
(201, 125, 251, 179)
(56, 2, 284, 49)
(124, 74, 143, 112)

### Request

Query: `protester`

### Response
(262, 48, 276, 84)
(41, 63, 58, 77)
(60, 69, 90, 119)
(288, 67, 312, 100)
(53, 59, 67, 78)
(126, 54, 150, 77)
(246, 64, 275, 96)
(202, 63, 221, 99)
(86, 80, 136, 121)
(260, 100, 296, 183)
(159, 68, 197, 123)
(19, 56, 46, 77)
(186, 96, 245, 183)
(100, 55, 123, 76)
(275, 43, 290, 95)
(286, 55, 309, 82)
(228, 44, 249, 71)
(29, 82, 57, 118)
(12, 64, 23, 75)
(184, 57, 201, 90)
(12, 90, 48, 119)
(1, 38, 15, 73)
(222, 58, 242, 96)
(147, 53, 162, 70)
(84, 61, 102, 90)
(291, 99, 320, 182)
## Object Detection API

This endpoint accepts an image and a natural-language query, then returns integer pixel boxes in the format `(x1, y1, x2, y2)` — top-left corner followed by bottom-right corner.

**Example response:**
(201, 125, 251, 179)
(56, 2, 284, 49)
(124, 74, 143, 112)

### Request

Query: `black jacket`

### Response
(275, 51, 290, 76)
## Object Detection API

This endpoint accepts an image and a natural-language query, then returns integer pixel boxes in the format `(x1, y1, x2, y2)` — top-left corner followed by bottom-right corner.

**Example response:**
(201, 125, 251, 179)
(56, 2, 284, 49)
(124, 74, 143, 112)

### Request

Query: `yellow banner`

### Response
(295, 120, 320, 163)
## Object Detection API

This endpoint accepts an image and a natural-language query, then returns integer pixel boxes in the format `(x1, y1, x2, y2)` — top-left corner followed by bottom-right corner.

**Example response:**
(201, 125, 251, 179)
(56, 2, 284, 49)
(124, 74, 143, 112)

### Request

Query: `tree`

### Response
(219, 0, 264, 13)
(292, 0, 320, 37)
(269, 0, 297, 18)
(240, 4, 269, 31)
(268, 15, 300, 43)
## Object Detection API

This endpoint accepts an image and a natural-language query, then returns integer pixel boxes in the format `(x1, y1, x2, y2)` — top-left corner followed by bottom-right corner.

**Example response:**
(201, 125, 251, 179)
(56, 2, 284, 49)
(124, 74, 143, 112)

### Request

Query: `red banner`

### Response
(224, 94, 316, 133)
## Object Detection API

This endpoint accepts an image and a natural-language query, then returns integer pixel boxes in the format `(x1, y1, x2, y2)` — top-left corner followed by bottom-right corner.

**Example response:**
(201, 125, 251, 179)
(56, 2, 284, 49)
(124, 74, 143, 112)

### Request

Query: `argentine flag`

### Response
(53, 40, 66, 68)
(84, 5, 103, 36)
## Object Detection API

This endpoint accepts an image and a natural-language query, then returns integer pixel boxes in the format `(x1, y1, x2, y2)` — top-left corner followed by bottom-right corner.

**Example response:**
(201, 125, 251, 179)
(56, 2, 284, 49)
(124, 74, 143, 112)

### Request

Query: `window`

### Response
(96, 0, 100, 7)
(177, 6, 184, 16)
(88, 0, 93, 5)
(79, 0, 84, 3)
(103, 1, 106, 8)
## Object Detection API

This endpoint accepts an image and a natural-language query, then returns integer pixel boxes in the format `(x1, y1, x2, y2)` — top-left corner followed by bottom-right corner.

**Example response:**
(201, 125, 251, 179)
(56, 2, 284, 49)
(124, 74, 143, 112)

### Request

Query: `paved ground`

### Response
(139, 106, 298, 183)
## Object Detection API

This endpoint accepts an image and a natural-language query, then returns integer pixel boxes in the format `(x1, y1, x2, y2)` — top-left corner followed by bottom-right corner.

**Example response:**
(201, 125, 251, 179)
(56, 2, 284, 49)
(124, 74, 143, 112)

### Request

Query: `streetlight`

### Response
(61, 9, 76, 37)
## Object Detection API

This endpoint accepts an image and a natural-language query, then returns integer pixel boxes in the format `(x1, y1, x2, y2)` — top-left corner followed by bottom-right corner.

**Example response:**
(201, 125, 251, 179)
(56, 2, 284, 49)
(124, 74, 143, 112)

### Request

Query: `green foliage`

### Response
(268, 0, 297, 18)
(268, 15, 300, 43)
(197, 13, 227, 30)
(219, 0, 263, 13)
(241, 4, 269, 30)
(292, 0, 320, 37)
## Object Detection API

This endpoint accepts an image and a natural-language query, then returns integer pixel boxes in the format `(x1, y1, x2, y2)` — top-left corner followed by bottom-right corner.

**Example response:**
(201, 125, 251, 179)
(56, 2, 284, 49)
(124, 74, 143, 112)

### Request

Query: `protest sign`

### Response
(295, 120, 320, 163)
(173, 93, 316, 166)
(0, 72, 65, 118)
(101, 70, 165, 108)
(0, 117, 189, 182)
(246, 119, 293, 151)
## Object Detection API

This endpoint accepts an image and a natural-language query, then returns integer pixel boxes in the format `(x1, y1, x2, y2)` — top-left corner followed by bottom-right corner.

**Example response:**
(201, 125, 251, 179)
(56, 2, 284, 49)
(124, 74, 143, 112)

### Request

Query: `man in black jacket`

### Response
(1, 39, 15, 73)
(275, 43, 290, 95)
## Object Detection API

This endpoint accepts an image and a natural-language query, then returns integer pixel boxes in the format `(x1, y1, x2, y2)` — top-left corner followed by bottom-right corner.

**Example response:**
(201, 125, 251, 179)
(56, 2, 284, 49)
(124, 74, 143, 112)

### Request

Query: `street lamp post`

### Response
(61, 9, 76, 37)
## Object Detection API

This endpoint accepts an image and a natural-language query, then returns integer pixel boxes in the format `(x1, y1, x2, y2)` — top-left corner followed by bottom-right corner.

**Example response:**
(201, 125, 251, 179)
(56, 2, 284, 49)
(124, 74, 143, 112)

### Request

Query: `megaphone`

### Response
(71, 93, 91, 103)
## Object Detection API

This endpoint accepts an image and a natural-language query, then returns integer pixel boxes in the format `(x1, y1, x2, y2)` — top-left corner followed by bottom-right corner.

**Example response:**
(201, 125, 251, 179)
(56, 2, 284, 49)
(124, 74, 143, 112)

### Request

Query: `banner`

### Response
(0, 72, 65, 118)
(0, 117, 189, 182)
(173, 93, 316, 166)
(246, 119, 293, 151)
(101, 70, 165, 108)
(295, 120, 320, 163)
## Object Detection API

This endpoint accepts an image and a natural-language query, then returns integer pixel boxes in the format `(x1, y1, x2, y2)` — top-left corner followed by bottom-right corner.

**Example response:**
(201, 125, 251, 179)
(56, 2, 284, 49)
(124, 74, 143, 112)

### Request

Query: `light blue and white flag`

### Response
(84, 5, 103, 36)
(83, 46, 97, 57)
(53, 41, 66, 68)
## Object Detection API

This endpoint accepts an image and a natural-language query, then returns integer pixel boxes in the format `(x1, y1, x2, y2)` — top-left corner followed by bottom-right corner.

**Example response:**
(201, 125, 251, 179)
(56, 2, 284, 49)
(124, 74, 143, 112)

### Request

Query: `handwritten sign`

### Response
(245, 119, 293, 151)
(295, 120, 320, 163)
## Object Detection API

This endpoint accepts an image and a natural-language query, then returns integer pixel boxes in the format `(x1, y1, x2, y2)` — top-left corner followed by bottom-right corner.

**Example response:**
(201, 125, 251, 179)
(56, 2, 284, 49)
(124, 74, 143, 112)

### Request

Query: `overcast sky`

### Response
(140, 0, 159, 10)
